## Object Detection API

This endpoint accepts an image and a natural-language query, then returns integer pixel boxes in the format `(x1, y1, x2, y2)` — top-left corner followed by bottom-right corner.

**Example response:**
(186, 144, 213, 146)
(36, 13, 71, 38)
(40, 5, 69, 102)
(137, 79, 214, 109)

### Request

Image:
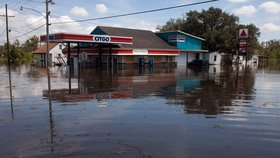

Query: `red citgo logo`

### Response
(240, 30, 247, 36)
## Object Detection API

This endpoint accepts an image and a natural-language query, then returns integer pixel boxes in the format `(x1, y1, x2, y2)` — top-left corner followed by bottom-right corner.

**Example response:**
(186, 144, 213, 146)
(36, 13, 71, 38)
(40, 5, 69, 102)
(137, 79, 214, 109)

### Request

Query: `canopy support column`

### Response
(109, 44, 112, 67)
(98, 44, 102, 67)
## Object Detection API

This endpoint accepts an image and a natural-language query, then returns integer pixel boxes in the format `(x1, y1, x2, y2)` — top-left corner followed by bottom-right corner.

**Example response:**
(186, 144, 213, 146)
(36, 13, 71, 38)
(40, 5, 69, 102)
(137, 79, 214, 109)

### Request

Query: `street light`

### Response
(20, 6, 46, 18)
(21, 2, 54, 150)
(20, 3, 50, 67)
(20, 1, 52, 105)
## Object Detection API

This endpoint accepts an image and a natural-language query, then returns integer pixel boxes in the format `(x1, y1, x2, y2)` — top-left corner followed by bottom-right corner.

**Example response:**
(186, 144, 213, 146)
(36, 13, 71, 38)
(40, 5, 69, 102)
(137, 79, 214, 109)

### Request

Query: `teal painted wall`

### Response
(156, 32, 203, 50)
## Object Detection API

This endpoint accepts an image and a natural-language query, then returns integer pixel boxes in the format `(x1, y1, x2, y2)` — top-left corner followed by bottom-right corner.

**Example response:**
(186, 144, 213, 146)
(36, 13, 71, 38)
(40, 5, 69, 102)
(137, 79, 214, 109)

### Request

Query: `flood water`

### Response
(0, 63, 280, 158)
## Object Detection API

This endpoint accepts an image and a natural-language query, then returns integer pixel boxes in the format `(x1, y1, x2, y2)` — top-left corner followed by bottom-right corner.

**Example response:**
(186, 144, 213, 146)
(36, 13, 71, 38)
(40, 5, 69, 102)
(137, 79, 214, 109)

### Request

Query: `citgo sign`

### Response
(92, 35, 111, 43)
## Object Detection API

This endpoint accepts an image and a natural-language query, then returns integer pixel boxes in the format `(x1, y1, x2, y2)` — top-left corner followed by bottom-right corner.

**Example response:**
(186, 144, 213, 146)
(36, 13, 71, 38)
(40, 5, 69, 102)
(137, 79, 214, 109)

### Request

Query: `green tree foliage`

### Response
(23, 36, 39, 53)
(261, 40, 280, 58)
(157, 7, 261, 54)
(0, 35, 39, 64)
(0, 45, 4, 57)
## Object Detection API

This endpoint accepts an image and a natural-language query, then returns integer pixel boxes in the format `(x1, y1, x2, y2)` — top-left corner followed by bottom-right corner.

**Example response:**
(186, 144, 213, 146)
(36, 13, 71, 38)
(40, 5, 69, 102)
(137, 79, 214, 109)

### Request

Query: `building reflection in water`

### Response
(42, 64, 256, 116)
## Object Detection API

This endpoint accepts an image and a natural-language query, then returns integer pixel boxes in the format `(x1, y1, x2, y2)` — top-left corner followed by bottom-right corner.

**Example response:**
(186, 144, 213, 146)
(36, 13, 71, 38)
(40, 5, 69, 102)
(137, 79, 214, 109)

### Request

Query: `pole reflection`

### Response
(42, 64, 257, 116)
(8, 64, 14, 119)
(48, 99, 55, 152)
(47, 67, 55, 152)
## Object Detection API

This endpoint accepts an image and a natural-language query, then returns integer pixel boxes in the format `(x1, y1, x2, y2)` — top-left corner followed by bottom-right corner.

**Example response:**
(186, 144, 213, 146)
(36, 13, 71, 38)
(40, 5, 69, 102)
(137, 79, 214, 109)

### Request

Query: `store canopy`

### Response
(40, 33, 133, 45)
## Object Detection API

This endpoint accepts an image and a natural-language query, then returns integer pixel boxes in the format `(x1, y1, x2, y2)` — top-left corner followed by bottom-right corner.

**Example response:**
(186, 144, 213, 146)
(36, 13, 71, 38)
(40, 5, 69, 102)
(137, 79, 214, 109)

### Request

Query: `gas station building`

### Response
(39, 26, 206, 67)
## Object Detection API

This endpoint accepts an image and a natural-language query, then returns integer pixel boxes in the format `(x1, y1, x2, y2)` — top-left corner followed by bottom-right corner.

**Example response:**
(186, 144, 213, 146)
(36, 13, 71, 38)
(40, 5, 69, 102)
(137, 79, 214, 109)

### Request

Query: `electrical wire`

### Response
(20, 16, 45, 28)
(27, 0, 45, 3)
(1, 0, 219, 44)
(0, 24, 45, 43)
(10, 0, 30, 10)
(51, 0, 219, 25)
(11, 24, 45, 39)
(9, 27, 34, 39)
(50, 14, 101, 26)
(9, 27, 22, 34)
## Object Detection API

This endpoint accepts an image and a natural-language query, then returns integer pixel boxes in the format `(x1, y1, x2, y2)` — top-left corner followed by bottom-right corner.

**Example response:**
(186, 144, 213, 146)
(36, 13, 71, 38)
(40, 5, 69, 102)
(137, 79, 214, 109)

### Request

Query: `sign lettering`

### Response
(133, 49, 148, 55)
(92, 35, 111, 43)
(48, 35, 55, 40)
(168, 35, 185, 42)
(239, 38, 248, 54)
(239, 29, 249, 54)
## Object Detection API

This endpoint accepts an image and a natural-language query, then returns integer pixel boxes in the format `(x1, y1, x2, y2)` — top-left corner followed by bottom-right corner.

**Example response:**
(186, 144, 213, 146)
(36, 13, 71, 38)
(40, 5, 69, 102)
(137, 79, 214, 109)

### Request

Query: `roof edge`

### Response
(179, 49, 209, 53)
(97, 25, 154, 33)
(156, 30, 205, 41)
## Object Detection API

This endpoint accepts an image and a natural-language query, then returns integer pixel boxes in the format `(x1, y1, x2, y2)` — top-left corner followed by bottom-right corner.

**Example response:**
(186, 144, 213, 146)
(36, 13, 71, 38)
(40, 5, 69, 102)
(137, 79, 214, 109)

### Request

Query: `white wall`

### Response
(49, 44, 66, 65)
(208, 52, 221, 65)
(176, 53, 187, 66)
(176, 52, 224, 65)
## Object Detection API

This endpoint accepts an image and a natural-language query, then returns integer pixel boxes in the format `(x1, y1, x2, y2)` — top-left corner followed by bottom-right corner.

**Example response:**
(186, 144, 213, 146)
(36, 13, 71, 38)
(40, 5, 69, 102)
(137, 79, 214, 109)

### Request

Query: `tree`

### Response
(157, 18, 186, 32)
(157, 7, 261, 54)
(261, 40, 280, 58)
(0, 45, 4, 58)
(0, 36, 38, 63)
(23, 35, 39, 53)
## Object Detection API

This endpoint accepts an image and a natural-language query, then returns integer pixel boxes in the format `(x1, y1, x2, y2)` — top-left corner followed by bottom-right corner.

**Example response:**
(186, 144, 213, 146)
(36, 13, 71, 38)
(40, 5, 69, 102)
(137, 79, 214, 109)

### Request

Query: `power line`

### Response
(9, 27, 30, 38)
(8, 0, 45, 13)
(50, 14, 101, 26)
(10, 27, 33, 37)
(0, 24, 45, 43)
(51, 0, 219, 25)
(20, 16, 45, 28)
(1, 0, 219, 44)
(28, 0, 45, 3)
(10, 0, 30, 10)
(9, 27, 34, 39)
(9, 27, 22, 34)
(10, 24, 45, 39)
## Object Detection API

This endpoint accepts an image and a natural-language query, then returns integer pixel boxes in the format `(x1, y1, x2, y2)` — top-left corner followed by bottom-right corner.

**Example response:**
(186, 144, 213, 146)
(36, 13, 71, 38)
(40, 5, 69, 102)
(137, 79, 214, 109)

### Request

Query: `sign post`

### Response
(239, 28, 249, 66)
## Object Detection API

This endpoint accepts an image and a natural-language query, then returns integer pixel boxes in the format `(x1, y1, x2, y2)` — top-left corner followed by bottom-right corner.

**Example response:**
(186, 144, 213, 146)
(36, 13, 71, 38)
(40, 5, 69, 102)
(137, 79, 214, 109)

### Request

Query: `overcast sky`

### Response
(0, 0, 279, 45)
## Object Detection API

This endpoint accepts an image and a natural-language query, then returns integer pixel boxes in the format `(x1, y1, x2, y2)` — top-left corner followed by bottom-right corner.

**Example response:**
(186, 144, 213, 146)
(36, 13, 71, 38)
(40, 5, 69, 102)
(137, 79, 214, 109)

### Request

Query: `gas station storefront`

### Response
(40, 32, 179, 67)
(40, 33, 134, 67)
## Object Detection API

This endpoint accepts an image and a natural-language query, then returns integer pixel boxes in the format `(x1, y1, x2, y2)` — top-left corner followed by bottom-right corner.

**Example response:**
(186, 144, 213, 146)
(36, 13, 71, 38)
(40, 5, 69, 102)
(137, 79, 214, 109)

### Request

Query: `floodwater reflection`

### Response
(43, 65, 257, 115)
(0, 63, 280, 158)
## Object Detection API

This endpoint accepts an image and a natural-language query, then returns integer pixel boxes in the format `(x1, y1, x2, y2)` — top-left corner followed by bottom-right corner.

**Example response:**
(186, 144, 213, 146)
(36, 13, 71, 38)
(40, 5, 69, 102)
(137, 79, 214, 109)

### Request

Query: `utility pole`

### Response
(46, 0, 50, 67)
(45, 0, 55, 67)
(45, 0, 52, 107)
(1, 4, 15, 118)
(45, 0, 55, 152)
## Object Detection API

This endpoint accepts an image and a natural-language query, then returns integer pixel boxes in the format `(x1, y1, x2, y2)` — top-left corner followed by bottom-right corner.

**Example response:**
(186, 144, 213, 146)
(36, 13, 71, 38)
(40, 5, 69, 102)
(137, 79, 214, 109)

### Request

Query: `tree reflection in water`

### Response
(40, 64, 258, 116)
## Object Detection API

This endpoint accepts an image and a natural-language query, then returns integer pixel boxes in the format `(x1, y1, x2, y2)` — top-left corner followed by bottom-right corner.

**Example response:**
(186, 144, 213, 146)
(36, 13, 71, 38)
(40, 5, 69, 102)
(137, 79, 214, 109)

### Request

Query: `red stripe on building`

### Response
(63, 49, 179, 55)
(110, 37, 133, 43)
(148, 50, 179, 55)
(58, 34, 93, 41)
(62, 49, 134, 55)
(41, 34, 93, 41)
(40, 33, 133, 44)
